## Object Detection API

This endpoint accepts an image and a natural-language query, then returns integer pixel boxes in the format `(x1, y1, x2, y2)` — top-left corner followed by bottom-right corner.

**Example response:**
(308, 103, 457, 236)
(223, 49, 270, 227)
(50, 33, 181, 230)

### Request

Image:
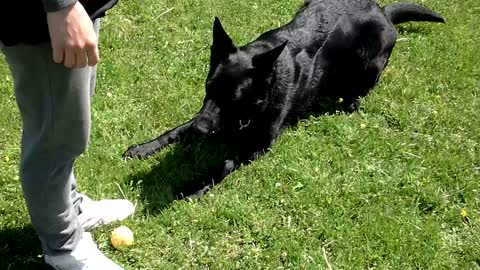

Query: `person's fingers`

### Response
(64, 49, 76, 68)
(46, 2, 99, 68)
(52, 46, 64, 64)
(76, 50, 88, 68)
(87, 44, 99, 66)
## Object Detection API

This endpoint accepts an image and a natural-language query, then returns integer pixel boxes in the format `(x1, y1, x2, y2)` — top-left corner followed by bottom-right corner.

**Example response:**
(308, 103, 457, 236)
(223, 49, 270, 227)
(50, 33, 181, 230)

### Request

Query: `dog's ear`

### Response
(211, 17, 236, 62)
(252, 41, 287, 72)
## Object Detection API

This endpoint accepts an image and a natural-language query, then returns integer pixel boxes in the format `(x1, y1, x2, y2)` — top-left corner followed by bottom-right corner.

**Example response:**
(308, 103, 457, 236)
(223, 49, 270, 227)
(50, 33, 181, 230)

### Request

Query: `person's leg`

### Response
(1, 41, 93, 254)
(70, 20, 100, 216)
(70, 66, 96, 216)
(65, 21, 134, 231)
(1, 19, 132, 269)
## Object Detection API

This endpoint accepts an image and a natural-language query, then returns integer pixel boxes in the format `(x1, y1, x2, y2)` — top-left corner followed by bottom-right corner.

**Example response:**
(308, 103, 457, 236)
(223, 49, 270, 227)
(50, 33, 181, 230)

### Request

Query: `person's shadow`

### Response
(0, 226, 51, 269)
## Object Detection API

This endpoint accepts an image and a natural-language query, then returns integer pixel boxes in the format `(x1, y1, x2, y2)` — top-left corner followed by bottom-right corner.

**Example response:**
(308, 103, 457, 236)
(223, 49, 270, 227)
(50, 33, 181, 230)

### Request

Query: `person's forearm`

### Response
(42, 0, 77, 12)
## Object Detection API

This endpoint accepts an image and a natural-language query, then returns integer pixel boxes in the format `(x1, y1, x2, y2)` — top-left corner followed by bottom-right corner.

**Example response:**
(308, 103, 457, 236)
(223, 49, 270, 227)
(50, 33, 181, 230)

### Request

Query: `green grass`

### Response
(1, 0, 479, 269)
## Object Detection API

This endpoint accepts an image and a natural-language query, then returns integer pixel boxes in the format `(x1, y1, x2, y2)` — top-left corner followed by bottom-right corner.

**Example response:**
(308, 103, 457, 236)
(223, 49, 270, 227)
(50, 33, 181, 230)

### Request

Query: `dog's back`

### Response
(254, 0, 385, 51)
(245, 0, 398, 129)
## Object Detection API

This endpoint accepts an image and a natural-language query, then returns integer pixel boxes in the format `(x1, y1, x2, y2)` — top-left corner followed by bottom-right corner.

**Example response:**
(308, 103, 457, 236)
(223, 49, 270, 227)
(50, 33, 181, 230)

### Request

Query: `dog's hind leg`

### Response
(315, 14, 396, 112)
(123, 119, 195, 159)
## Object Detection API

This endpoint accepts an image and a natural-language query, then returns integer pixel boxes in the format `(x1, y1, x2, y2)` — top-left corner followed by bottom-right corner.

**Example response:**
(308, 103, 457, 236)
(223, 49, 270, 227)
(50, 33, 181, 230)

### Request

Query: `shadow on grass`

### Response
(126, 135, 240, 214)
(125, 102, 346, 214)
(396, 24, 434, 35)
(0, 226, 52, 270)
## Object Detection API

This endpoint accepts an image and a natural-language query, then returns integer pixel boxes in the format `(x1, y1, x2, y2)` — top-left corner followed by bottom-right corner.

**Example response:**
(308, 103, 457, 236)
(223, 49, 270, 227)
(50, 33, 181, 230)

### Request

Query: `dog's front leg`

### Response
(123, 119, 195, 159)
(180, 159, 236, 198)
(342, 96, 361, 112)
(188, 140, 271, 197)
(221, 137, 274, 177)
(183, 130, 276, 198)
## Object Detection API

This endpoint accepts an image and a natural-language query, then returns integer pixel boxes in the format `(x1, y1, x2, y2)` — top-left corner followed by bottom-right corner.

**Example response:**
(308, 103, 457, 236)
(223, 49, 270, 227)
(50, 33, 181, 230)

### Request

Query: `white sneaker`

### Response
(45, 232, 123, 270)
(78, 195, 135, 231)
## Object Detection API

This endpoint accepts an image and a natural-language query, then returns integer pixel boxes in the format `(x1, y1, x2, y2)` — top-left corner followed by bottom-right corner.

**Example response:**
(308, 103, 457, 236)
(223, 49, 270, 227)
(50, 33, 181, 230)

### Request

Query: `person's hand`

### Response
(46, 1, 99, 68)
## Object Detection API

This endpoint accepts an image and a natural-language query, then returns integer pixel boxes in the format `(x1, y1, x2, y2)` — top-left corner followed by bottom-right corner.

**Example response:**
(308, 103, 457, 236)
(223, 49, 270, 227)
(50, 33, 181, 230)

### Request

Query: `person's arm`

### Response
(42, 0, 77, 12)
(44, 0, 100, 68)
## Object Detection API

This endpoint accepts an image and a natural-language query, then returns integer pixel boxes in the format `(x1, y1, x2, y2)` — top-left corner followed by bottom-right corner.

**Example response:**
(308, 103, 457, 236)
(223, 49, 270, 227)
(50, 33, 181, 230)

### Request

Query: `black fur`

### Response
(124, 1, 444, 194)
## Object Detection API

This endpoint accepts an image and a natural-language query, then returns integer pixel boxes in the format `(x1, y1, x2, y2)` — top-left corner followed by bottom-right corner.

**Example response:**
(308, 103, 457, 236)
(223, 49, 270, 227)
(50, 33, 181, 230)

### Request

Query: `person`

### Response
(0, 0, 134, 269)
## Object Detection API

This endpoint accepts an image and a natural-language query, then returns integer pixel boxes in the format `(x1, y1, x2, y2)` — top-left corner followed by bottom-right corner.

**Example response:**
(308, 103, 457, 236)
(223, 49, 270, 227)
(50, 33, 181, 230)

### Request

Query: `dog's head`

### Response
(191, 17, 287, 135)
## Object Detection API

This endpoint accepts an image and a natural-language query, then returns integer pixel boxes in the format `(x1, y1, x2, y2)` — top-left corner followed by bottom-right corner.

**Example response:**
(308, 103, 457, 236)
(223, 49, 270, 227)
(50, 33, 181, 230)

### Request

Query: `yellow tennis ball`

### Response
(110, 225, 134, 250)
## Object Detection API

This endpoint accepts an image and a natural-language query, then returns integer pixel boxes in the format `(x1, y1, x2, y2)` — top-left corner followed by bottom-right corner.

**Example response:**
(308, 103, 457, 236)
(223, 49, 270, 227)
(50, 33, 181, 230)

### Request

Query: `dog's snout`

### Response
(192, 99, 221, 135)
(192, 111, 221, 135)
(192, 117, 215, 135)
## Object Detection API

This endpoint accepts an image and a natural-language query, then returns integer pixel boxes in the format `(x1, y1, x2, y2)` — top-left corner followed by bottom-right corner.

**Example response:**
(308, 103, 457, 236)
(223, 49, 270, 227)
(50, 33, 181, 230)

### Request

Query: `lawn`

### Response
(1, 0, 479, 269)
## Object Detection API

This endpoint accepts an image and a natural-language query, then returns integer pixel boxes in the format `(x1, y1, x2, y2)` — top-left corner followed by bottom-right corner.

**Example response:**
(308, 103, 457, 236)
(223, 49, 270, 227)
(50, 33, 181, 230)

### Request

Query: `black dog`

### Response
(125, 1, 444, 192)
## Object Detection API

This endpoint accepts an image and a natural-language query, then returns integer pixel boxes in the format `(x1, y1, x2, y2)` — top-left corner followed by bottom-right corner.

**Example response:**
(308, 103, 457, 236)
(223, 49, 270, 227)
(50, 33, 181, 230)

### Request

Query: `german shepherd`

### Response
(124, 0, 444, 193)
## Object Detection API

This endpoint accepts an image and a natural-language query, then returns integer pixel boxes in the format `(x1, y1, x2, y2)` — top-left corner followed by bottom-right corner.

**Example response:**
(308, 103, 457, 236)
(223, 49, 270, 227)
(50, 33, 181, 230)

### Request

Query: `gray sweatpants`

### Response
(0, 21, 99, 256)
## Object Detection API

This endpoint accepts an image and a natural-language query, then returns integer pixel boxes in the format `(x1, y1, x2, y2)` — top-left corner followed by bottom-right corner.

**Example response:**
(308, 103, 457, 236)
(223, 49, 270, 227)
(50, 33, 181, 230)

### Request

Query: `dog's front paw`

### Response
(343, 97, 361, 113)
(123, 144, 155, 160)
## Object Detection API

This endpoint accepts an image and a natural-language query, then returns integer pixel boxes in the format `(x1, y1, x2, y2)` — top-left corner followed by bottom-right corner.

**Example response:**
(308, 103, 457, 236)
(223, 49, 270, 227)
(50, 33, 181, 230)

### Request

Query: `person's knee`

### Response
(61, 128, 90, 158)
(21, 125, 89, 168)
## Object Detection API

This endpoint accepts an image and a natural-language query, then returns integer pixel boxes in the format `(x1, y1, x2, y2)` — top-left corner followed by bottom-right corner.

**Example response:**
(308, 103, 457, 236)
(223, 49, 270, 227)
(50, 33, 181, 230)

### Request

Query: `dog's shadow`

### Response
(126, 102, 347, 214)
(127, 135, 242, 213)
(0, 226, 52, 269)
(396, 24, 431, 35)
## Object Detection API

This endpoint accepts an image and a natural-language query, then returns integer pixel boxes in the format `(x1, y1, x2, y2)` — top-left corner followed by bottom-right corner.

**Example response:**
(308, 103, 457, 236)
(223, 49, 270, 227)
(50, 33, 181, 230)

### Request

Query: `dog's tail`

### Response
(383, 3, 445, 25)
